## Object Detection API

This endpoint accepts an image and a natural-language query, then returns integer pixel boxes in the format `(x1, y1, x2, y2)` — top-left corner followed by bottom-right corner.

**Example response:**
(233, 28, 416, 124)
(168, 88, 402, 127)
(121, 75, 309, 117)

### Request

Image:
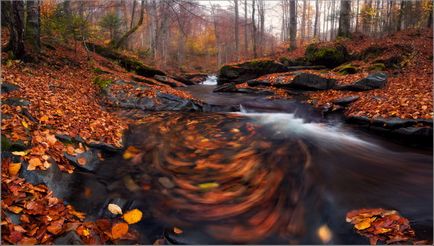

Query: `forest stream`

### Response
(23, 76, 432, 245)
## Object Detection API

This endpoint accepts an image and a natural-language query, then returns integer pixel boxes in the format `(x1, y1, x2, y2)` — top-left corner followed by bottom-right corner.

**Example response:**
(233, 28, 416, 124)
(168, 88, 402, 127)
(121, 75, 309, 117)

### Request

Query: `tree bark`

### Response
(26, 0, 41, 53)
(338, 0, 351, 37)
(289, 0, 297, 49)
(113, 0, 145, 49)
(234, 0, 239, 60)
(244, 0, 248, 56)
(6, 0, 26, 59)
(301, 0, 306, 42)
(314, 0, 319, 38)
(252, 0, 257, 58)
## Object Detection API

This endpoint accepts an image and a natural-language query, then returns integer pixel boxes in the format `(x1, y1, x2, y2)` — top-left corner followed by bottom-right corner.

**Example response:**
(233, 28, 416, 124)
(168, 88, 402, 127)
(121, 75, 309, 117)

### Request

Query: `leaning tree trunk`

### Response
(113, 0, 145, 49)
(289, 0, 297, 49)
(6, 1, 26, 59)
(338, 0, 351, 37)
(26, 0, 40, 53)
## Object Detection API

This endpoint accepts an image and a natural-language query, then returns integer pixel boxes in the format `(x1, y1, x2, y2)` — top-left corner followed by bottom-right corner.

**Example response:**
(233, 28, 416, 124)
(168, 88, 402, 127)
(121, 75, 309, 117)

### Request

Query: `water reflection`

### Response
(91, 112, 432, 244)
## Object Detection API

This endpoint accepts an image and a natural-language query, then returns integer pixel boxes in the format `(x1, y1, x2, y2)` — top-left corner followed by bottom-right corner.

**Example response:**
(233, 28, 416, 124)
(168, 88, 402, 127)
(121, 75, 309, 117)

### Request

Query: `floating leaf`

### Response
(108, 203, 123, 215)
(198, 182, 219, 189)
(123, 146, 140, 160)
(122, 209, 142, 224)
(9, 162, 21, 176)
(173, 227, 183, 234)
(111, 222, 129, 239)
(317, 224, 332, 243)
(77, 157, 87, 166)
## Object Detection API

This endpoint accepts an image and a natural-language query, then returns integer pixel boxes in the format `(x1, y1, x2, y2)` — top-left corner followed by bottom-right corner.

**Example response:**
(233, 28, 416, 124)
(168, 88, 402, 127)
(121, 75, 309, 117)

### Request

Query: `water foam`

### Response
(238, 112, 376, 148)
(202, 75, 218, 85)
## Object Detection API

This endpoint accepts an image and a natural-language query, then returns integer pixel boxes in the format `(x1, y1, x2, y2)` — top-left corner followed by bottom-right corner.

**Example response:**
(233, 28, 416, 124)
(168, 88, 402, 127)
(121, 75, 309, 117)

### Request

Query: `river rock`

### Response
(3, 97, 31, 106)
(247, 79, 272, 87)
(103, 80, 203, 112)
(217, 59, 288, 84)
(338, 72, 387, 91)
(1, 82, 20, 93)
(213, 83, 238, 93)
(332, 96, 360, 106)
(289, 73, 336, 90)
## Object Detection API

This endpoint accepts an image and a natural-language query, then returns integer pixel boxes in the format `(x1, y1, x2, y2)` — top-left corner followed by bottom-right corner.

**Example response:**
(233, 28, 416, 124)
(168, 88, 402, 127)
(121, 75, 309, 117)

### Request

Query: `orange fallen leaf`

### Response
(111, 222, 129, 239)
(28, 158, 42, 171)
(9, 162, 21, 176)
(8, 206, 23, 214)
(122, 208, 142, 224)
(39, 115, 49, 123)
(77, 157, 87, 166)
(173, 227, 183, 234)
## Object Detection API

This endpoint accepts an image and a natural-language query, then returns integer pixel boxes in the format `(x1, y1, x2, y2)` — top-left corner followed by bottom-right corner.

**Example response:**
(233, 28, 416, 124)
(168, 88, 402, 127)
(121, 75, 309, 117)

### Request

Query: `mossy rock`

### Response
(86, 43, 165, 78)
(278, 56, 306, 66)
(218, 59, 288, 84)
(368, 63, 386, 71)
(334, 63, 358, 75)
(305, 43, 349, 68)
(360, 45, 386, 60)
(1, 134, 29, 151)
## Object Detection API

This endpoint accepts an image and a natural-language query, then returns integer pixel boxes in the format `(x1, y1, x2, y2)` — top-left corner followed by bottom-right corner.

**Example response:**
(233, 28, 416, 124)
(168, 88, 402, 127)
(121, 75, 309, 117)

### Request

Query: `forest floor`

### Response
(269, 28, 433, 120)
(1, 28, 433, 244)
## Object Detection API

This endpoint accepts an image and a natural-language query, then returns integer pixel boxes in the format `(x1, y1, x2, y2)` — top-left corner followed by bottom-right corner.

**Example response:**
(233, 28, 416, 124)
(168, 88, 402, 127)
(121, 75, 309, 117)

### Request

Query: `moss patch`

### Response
(335, 63, 358, 75)
(368, 63, 386, 71)
(93, 76, 113, 89)
(305, 43, 349, 68)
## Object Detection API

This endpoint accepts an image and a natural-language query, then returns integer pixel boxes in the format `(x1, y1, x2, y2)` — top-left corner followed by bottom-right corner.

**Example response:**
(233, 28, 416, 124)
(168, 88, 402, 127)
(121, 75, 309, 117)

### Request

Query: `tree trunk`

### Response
(314, 0, 319, 38)
(114, 0, 145, 49)
(301, 0, 307, 42)
(252, 0, 257, 58)
(338, 0, 351, 37)
(234, 0, 239, 60)
(355, 0, 360, 32)
(289, 0, 297, 49)
(244, 0, 248, 57)
(26, 0, 41, 53)
(428, 4, 433, 28)
(6, 1, 26, 59)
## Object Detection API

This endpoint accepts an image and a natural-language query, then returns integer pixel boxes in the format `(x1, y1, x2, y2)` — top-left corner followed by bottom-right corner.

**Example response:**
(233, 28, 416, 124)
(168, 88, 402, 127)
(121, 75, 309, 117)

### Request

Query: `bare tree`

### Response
(113, 0, 145, 49)
(26, 0, 41, 53)
(314, 0, 319, 38)
(301, 0, 307, 42)
(289, 0, 297, 49)
(244, 0, 248, 56)
(234, 0, 239, 60)
(338, 0, 351, 37)
(252, 0, 257, 58)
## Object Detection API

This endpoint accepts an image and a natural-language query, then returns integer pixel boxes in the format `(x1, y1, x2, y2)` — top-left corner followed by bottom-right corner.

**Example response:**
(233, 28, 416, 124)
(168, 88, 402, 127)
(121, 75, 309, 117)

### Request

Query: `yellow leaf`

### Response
(39, 115, 49, 122)
(198, 182, 219, 189)
(8, 206, 23, 214)
(354, 218, 374, 230)
(11, 151, 29, 156)
(111, 222, 128, 239)
(317, 224, 332, 243)
(21, 121, 29, 129)
(28, 158, 42, 171)
(122, 208, 142, 224)
(9, 162, 21, 176)
(108, 203, 123, 215)
(82, 228, 90, 236)
(123, 146, 140, 160)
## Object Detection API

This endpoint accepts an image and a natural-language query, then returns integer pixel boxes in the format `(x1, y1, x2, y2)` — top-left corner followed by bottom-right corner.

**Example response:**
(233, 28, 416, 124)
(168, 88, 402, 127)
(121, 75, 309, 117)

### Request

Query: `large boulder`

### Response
(217, 59, 289, 84)
(338, 72, 387, 91)
(305, 43, 349, 68)
(289, 73, 336, 90)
